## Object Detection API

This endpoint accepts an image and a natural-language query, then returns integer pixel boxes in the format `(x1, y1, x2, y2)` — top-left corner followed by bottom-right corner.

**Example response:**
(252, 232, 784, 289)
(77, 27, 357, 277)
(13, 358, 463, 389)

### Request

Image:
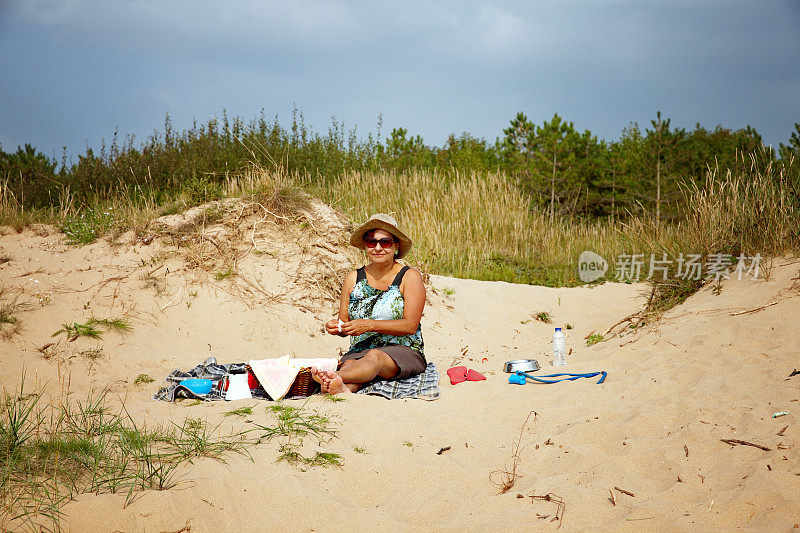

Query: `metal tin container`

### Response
(503, 359, 540, 373)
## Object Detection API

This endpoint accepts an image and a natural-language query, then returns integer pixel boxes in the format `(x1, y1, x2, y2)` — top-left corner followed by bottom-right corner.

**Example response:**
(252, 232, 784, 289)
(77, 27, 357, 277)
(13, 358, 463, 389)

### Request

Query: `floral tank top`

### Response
(347, 266, 424, 355)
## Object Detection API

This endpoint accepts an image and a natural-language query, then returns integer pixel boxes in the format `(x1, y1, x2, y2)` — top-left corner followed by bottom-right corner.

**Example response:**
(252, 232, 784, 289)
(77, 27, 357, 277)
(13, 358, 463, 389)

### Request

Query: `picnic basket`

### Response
(286, 367, 320, 398)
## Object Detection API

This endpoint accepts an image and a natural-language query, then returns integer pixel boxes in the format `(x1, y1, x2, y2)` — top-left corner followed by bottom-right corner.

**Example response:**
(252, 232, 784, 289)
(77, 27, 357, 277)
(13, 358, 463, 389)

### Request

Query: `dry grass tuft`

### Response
(490, 411, 537, 494)
(140, 166, 360, 310)
(0, 287, 28, 339)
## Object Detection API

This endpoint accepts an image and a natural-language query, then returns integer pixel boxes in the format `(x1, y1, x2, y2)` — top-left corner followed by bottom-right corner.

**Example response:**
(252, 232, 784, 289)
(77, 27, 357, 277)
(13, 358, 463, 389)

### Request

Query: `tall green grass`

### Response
(308, 169, 691, 286)
(314, 169, 615, 285)
(302, 159, 798, 322)
(1, 142, 798, 291)
(685, 160, 798, 255)
(0, 380, 248, 530)
(0, 379, 343, 531)
(617, 158, 799, 321)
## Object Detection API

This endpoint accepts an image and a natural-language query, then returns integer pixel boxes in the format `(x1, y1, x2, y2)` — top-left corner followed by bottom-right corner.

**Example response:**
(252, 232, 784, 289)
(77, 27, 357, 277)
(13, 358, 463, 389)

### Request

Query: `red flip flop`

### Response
(466, 369, 486, 381)
(446, 366, 468, 385)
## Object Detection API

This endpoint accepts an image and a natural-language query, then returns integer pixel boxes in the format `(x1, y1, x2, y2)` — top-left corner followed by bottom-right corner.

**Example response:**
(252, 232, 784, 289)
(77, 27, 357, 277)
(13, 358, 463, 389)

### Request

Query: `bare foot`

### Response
(310, 367, 330, 393)
(323, 371, 351, 395)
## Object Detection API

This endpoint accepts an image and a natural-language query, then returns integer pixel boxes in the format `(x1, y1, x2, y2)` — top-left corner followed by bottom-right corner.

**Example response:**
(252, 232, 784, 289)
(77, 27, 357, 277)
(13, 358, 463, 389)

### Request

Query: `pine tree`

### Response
(779, 122, 800, 163)
(531, 114, 581, 221)
(644, 112, 686, 223)
(501, 112, 537, 185)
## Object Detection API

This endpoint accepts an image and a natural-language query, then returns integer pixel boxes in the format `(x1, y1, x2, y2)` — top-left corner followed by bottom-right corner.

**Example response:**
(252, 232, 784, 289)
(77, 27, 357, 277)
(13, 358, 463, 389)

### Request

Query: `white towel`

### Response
(249, 356, 338, 400)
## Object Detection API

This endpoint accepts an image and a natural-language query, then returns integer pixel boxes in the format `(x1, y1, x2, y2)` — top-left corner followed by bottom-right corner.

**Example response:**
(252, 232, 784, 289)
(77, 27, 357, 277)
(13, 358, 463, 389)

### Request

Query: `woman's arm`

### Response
(340, 268, 425, 337)
(325, 270, 357, 336)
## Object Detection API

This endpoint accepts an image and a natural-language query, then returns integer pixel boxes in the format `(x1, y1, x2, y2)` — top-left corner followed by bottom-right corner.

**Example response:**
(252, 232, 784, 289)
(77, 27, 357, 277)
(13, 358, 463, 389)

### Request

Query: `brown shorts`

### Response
(340, 345, 427, 380)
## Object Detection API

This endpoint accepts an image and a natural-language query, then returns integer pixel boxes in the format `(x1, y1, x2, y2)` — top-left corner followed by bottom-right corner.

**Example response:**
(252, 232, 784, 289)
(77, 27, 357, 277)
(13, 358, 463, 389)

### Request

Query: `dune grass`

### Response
(249, 402, 341, 469)
(304, 167, 732, 288)
(0, 379, 253, 530)
(314, 169, 614, 285)
(621, 159, 799, 322)
(586, 334, 604, 346)
(322, 160, 796, 309)
(224, 405, 254, 417)
(133, 374, 154, 385)
(2, 150, 798, 315)
(0, 379, 344, 531)
(51, 317, 132, 342)
(0, 304, 19, 329)
(0, 288, 27, 340)
(254, 402, 338, 443)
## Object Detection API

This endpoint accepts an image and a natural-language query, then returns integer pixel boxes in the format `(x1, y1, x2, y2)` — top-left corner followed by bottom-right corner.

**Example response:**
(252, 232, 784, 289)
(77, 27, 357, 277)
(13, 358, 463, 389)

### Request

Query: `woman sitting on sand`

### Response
(312, 214, 426, 394)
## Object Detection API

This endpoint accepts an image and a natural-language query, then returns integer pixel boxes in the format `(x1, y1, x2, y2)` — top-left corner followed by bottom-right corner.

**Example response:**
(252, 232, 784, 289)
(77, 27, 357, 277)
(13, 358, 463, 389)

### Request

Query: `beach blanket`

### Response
(357, 362, 440, 401)
(152, 357, 268, 402)
(154, 358, 440, 402)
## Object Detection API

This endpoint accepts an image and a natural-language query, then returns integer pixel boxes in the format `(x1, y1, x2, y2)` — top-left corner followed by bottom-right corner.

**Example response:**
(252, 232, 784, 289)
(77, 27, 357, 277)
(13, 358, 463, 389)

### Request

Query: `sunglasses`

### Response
(364, 237, 397, 249)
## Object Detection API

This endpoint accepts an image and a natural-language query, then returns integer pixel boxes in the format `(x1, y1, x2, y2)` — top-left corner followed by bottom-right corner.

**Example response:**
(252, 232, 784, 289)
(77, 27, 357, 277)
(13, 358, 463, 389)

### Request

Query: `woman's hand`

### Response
(340, 319, 373, 336)
(325, 318, 344, 336)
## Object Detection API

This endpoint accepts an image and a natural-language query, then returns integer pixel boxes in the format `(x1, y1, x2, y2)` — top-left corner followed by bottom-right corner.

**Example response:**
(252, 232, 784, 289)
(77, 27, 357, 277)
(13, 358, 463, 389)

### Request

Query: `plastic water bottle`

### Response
(553, 327, 566, 366)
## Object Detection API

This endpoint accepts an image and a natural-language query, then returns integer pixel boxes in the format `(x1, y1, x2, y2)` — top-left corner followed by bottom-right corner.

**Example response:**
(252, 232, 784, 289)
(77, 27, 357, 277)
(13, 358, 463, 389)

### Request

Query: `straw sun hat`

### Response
(349, 213, 412, 259)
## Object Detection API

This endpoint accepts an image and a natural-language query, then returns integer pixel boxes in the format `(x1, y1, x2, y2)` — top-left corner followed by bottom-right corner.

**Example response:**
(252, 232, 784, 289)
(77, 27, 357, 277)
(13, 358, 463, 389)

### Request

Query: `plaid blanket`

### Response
(153, 357, 269, 402)
(357, 362, 440, 401)
(153, 358, 440, 402)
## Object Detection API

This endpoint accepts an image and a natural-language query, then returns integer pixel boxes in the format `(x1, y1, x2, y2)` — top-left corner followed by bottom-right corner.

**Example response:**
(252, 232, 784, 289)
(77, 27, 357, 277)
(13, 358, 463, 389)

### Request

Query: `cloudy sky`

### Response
(1, 0, 798, 161)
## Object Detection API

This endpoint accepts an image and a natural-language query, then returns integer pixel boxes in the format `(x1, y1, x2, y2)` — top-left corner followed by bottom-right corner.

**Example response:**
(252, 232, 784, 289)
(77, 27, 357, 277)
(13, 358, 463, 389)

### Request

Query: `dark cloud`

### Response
(0, 0, 798, 159)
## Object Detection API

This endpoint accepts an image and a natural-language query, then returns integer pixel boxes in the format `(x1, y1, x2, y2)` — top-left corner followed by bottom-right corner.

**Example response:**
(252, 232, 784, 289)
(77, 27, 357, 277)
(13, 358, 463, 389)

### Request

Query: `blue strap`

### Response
(516, 370, 607, 384)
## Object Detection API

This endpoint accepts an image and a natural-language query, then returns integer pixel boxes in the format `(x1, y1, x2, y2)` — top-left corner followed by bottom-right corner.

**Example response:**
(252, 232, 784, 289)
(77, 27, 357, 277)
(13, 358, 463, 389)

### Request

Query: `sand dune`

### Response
(1, 213, 798, 531)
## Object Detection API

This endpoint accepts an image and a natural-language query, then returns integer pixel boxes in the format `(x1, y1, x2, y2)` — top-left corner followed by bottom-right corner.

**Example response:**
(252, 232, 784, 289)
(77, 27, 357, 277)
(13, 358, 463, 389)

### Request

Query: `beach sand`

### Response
(1, 213, 798, 531)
